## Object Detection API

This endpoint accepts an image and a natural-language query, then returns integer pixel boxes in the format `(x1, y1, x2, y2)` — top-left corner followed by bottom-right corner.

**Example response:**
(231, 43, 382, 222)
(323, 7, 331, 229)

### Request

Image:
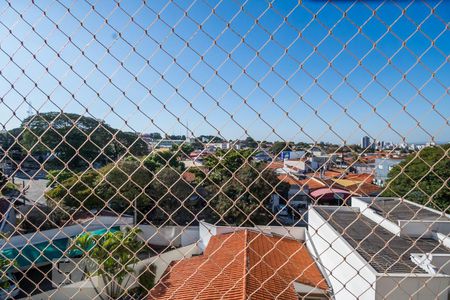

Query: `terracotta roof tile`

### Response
(345, 173, 374, 183)
(181, 171, 196, 183)
(266, 161, 284, 170)
(277, 174, 302, 186)
(297, 177, 327, 191)
(346, 182, 381, 196)
(149, 230, 328, 300)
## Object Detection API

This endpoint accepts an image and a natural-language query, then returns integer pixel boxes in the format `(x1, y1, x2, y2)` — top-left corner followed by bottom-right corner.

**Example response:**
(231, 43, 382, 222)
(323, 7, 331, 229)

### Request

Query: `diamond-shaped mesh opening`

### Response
(0, 0, 448, 299)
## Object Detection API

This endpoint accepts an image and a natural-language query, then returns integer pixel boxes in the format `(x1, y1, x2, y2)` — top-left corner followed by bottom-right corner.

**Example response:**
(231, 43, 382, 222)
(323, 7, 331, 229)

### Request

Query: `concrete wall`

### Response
(308, 208, 377, 300)
(26, 244, 202, 300)
(137, 225, 199, 247)
(375, 275, 450, 300)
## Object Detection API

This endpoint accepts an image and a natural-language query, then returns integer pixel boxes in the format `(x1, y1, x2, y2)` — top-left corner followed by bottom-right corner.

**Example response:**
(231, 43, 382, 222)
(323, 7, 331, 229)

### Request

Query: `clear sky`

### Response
(0, 0, 448, 144)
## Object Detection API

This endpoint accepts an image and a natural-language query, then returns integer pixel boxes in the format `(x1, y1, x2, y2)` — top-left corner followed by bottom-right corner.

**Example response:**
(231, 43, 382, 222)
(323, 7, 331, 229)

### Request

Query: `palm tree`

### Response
(70, 227, 143, 300)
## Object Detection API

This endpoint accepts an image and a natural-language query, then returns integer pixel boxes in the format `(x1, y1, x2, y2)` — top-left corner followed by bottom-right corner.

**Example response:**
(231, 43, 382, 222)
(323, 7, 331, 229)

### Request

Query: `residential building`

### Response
(352, 162, 375, 174)
(361, 136, 371, 149)
(275, 174, 310, 209)
(374, 158, 403, 186)
(149, 223, 331, 299)
(280, 150, 306, 160)
(253, 150, 272, 162)
(309, 197, 450, 300)
(284, 156, 334, 174)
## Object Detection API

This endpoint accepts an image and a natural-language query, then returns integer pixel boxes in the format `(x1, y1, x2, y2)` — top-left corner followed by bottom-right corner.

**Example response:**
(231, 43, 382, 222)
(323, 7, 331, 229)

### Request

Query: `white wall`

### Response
(375, 275, 450, 300)
(308, 208, 377, 300)
(284, 160, 307, 172)
(137, 225, 199, 247)
(198, 221, 306, 251)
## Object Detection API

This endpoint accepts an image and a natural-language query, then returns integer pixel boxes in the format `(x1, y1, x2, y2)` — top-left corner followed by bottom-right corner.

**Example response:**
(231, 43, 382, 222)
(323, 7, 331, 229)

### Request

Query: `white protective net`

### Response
(0, 0, 448, 299)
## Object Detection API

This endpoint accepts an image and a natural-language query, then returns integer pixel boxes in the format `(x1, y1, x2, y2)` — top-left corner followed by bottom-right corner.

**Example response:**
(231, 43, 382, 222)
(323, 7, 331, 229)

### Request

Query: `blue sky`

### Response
(0, 0, 448, 144)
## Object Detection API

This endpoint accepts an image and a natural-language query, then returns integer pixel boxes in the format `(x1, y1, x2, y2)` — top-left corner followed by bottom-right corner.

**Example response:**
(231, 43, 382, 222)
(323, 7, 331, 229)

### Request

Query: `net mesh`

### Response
(0, 0, 448, 299)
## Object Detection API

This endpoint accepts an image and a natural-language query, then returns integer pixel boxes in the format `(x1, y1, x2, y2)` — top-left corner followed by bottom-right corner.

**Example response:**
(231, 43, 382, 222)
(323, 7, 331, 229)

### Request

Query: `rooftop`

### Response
(149, 230, 329, 300)
(314, 207, 449, 274)
(359, 198, 449, 222)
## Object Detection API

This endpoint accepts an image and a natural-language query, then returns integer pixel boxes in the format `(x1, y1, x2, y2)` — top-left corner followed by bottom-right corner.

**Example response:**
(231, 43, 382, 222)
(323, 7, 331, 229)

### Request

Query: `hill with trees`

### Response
(3, 112, 149, 169)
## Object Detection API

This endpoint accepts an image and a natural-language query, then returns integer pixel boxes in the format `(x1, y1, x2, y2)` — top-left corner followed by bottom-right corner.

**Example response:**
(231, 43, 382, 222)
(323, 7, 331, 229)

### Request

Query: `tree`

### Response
(171, 143, 194, 159)
(143, 150, 184, 172)
(200, 150, 289, 225)
(383, 144, 450, 212)
(147, 132, 162, 140)
(203, 149, 252, 182)
(97, 159, 154, 214)
(70, 227, 142, 299)
(243, 137, 258, 149)
(46, 170, 104, 211)
(270, 141, 293, 155)
(146, 167, 205, 225)
(0, 128, 24, 155)
(20, 112, 149, 169)
(45, 152, 188, 223)
(0, 257, 16, 293)
(205, 164, 289, 225)
(46, 169, 77, 187)
(0, 172, 6, 194)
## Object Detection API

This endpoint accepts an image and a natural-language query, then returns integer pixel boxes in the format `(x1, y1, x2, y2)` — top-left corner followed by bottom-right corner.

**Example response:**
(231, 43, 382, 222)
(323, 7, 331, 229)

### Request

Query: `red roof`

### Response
(346, 182, 381, 196)
(310, 187, 351, 198)
(149, 230, 328, 300)
(182, 171, 196, 183)
(266, 161, 284, 170)
(345, 173, 374, 183)
(297, 177, 327, 190)
(277, 174, 302, 186)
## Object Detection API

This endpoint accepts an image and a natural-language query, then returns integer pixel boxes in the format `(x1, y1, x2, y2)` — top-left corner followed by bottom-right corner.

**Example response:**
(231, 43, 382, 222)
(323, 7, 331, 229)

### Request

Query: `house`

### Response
(352, 162, 375, 174)
(253, 151, 272, 162)
(374, 158, 403, 186)
(275, 174, 310, 208)
(284, 155, 335, 174)
(308, 197, 450, 300)
(149, 225, 331, 299)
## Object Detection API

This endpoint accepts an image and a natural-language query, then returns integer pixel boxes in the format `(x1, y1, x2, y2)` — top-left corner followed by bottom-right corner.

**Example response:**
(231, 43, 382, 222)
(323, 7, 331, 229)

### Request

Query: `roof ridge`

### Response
(242, 229, 249, 300)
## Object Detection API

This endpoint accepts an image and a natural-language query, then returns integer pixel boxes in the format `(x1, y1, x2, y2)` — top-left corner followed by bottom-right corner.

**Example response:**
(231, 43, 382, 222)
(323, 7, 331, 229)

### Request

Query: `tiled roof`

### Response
(149, 230, 328, 300)
(181, 171, 196, 183)
(345, 183, 381, 196)
(266, 161, 284, 169)
(277, 174, 302, 186)
(345, 173, 374, 183)
(297, 177, 326, 190)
